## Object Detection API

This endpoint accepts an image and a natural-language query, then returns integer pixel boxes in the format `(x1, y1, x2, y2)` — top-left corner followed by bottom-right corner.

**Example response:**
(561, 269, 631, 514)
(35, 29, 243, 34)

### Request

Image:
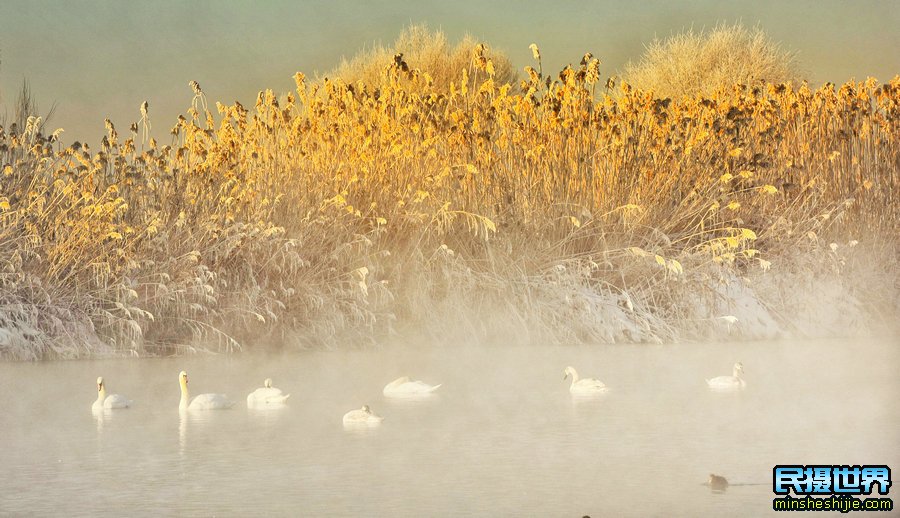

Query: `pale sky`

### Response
(1, 0, 898, 143)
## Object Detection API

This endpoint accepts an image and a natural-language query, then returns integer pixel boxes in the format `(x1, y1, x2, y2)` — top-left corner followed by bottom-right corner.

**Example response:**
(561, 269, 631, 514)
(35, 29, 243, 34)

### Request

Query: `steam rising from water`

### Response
(0, 336, 896, 514)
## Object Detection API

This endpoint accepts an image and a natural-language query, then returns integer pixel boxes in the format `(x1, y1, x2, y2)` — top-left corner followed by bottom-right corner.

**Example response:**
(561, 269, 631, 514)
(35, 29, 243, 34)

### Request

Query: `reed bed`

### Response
(1, 46, 897, 359)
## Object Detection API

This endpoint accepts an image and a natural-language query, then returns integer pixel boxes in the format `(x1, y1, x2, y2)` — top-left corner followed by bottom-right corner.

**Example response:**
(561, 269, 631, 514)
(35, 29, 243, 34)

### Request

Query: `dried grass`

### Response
(0, 33, 897, 359)
(622, 23, 800, 99)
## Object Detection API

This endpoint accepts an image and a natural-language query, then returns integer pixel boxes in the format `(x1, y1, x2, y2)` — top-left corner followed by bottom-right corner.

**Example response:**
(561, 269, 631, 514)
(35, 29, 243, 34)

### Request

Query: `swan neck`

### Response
(97, 386, 106, 404)
(566, 369, 580, 390)
(180, 378, 190, 408)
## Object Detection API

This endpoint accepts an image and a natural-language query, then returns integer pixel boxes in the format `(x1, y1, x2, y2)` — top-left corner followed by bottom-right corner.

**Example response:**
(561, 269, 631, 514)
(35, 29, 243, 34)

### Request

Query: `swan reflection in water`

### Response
(178, 407, 218, 455)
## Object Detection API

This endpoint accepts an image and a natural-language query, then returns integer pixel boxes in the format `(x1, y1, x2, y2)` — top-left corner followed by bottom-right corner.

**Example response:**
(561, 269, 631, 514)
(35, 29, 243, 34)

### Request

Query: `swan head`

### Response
(361, 405, 371, 413)
(179, 371, 188, 386)
(733, 362, 744, 376)
(264, 378, 273, 388)
(563, 366, 576, 380)
(96, 376, 104, 391)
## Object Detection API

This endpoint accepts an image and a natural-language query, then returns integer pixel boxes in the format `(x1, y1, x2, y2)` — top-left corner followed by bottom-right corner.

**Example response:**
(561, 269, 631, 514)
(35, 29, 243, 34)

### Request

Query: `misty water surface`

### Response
(1, 338, 897, 516)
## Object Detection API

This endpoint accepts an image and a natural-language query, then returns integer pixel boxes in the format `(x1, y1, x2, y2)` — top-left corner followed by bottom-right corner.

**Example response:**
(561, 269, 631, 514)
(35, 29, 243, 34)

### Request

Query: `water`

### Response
(1, 338, 897, 516)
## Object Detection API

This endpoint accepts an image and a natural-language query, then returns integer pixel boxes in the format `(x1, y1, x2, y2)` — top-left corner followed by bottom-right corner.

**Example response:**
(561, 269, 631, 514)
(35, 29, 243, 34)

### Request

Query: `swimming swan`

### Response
(706, 362, 746, 390)
(247, 378, 291, 407)
(179, 371, 235, 410)
(382, 376, 441, 397)
(92, 377, 132, 411)
(563, 366, 608, 394)
(342, 405, 384, 425)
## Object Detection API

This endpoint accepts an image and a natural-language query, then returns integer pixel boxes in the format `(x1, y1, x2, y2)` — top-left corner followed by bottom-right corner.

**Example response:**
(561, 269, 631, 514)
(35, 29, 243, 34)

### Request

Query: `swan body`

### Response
(92, 377, 132, 411)
(563, 366, 608, 394)
(179, 371, 235, 410)
(342, 405, 384, 425)
(247, 378, 291, 407)
(383, 376, 441, 397)
(706, 362, 746, 390)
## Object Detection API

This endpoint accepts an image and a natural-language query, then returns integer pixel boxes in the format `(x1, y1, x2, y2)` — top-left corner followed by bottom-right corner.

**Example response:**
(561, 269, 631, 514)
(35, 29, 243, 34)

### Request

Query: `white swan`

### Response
(382, 376, 441, 397)
(179, 371, 235, 410)
(247, 378, 291, 407)
(706, 362, 746, 390)
(92, 376, 132, 411)
(342, 405, 384, 425)
(564, 366, 608, 394)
